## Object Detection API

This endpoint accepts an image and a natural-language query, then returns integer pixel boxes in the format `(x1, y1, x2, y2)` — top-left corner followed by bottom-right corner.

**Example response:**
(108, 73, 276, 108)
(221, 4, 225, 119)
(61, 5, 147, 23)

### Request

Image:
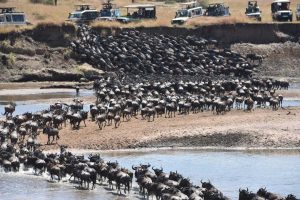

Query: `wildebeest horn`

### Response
(132, 165, 137, 170)
(152, 166, 155, 170)
(239, 188, 241, 192)
(247, 187, 248, 191)
(147, 163, 151, 167)
(161, 167, 163, 171)
(200, 180, 203, 184)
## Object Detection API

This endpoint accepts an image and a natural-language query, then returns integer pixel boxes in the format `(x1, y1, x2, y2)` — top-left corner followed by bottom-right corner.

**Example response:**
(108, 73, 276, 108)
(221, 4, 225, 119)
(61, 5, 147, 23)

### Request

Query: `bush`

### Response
(198, 0, 209, 8)
(44, 0, 54, 5)
(30, 0, 44, 3)
(0, 0, 8, 3)
(30, 0, 53, 5)
(8, 53, 15, 66)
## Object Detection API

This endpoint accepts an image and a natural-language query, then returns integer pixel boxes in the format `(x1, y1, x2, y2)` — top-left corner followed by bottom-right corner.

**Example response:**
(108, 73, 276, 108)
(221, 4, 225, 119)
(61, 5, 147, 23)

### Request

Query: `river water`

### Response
(0, 87, 299, 199)
(0, 149, 300, 200)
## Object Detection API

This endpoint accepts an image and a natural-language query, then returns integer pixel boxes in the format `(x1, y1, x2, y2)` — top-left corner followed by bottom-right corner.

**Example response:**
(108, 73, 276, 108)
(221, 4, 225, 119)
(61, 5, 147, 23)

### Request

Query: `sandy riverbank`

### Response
(38, 106, 300, 151)
(0, 82, 299, 151)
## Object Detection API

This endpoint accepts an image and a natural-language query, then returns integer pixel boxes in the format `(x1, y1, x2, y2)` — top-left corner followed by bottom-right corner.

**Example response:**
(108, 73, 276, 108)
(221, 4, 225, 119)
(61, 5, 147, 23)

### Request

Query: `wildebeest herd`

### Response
(0, 76, 295, 199)
(0, 24, 297, 199)
(71, 25, 262, 78)
(90, 76, 288, 130)
(0, 142, 298, 200)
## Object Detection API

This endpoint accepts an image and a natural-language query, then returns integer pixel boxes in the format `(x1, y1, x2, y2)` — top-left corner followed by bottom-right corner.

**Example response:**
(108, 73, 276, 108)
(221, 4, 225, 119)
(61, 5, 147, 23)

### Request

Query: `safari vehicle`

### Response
(97, 0, 129, 23)
(204, 3, 230, 16)
(296, 4, 300, 20)
(245, 1, 262, 21)
(171, 1, 204, 25)
(67, 5, 99, 23)
(271, 0, 293, 21)
(0, 7, 28, 25)
(122, 4, 156, 22)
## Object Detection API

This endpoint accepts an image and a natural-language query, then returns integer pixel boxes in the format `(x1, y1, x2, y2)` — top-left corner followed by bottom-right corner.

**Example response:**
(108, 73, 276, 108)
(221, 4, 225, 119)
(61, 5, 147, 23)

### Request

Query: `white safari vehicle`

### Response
(67, 5, 99, 23)
(0, 7, 28, 25)
(171, 1, 204, 25)
(245, 1, 262, 21)
(271, 0, 293, 21)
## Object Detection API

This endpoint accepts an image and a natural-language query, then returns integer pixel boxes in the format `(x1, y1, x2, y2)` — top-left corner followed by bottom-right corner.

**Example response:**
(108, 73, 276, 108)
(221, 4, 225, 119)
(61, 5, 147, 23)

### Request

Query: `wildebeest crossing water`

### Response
(0, 149, 300, 200)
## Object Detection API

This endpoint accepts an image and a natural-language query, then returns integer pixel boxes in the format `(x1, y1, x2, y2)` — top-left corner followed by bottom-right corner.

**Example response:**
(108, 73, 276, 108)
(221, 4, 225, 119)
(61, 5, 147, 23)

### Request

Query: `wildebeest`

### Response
(43, 127, 60, 145)
(3, 103, 16, 117)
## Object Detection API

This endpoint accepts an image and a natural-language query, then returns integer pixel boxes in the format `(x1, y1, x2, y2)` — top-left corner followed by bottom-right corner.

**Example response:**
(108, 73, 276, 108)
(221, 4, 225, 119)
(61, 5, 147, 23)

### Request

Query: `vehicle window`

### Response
(12, 15, 25, 22)
(0, 16, 4, 22)
(176, 10, 188, 17)
(6, 15, 12, 22)
(100, 10, 111, 17)
(69, 13, 81, 18)
(195, 9, 201, 15)
(82, 11, 98, 20)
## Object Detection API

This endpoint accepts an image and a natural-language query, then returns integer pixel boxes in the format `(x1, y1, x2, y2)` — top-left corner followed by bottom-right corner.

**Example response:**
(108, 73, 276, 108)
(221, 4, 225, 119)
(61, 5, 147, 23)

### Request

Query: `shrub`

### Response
(30, 0, 53, 5)
(8, 53, 16, 66)
(198, 0, 209, 8)
(30, 0, 44, 3)
(0, 0, 8, 3)
(44, 0, 54, 5)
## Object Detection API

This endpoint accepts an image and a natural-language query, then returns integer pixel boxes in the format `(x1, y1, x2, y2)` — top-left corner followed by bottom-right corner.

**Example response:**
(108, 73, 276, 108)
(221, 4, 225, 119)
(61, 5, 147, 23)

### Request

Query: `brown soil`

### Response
(231, 42, 300, 78)
(38, 106, 300, 151)
(0, 34, 82, 82)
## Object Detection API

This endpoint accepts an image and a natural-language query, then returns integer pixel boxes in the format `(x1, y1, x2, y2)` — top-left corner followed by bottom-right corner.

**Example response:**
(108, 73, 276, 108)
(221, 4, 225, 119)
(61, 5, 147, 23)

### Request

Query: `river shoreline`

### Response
(36, 106, 300, 151)
(1, 82, 300, 151)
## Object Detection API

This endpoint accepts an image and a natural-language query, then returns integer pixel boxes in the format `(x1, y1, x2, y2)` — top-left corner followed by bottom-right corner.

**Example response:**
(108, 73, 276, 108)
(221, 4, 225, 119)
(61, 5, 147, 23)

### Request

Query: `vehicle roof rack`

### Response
(0, 7, 17, 13)
(123, 4, 156, 9)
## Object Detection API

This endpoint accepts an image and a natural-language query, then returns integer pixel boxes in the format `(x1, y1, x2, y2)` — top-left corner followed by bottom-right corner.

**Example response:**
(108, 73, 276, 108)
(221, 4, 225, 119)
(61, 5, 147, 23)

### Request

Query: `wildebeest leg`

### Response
(47, 135, 50, 145)
(83, 120, 86, 127)
(98, 122, 102, 130)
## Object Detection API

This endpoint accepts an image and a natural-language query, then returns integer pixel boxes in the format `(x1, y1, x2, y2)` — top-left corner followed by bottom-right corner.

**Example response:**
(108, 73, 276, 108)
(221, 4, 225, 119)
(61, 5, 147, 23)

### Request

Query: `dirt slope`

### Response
(231, 42, 300, 78)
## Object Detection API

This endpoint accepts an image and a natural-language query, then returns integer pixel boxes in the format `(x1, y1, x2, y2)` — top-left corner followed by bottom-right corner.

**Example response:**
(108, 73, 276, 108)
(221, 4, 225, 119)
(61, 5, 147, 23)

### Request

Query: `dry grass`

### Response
(0, 0, 299, 29)
(0, 25, 34, 34)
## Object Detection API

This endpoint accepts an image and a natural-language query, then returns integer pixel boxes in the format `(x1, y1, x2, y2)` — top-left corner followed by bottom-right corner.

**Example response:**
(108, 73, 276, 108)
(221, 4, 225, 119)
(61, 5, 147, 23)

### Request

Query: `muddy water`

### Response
(0, 149, 300, 200)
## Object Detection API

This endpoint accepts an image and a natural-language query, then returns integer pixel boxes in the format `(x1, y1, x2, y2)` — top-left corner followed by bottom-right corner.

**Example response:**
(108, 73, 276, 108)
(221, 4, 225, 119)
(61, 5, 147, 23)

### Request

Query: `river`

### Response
(0, 149, 300, 200)
(0, 87, 299, 199)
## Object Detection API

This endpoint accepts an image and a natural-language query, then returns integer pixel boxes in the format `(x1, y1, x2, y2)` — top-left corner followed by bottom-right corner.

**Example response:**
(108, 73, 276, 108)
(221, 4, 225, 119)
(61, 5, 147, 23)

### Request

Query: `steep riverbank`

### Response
(0, 23, 300, 82)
